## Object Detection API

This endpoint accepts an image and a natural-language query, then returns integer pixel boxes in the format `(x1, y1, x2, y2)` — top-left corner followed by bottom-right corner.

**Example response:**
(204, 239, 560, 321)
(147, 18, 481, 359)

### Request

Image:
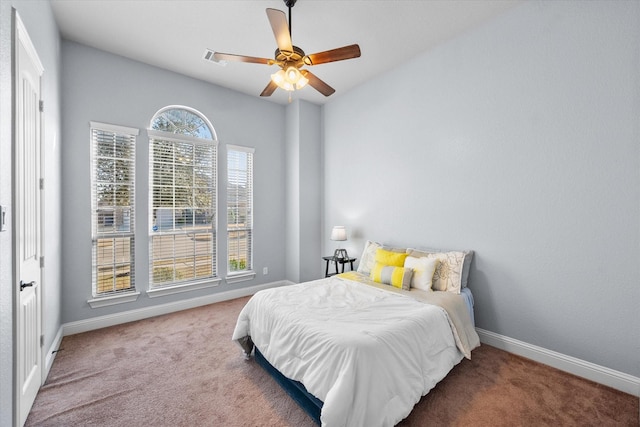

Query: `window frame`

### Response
(147, 107, 220, 296)
(226, 144, 255, 283)
(88, 121, 140, 307)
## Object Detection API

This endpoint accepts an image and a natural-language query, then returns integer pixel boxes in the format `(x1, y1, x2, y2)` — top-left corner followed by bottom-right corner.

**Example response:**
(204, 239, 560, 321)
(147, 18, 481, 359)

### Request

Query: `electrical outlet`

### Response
(263, 267, 268, 275)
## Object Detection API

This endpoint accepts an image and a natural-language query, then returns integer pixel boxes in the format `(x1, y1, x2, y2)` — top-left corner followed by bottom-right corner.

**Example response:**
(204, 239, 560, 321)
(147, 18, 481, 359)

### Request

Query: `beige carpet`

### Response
(26, 296, 638, 426)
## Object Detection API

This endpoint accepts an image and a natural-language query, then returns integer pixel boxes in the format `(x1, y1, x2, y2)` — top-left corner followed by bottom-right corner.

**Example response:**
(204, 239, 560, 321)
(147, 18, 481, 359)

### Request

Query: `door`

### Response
(15, 13, 44, 426)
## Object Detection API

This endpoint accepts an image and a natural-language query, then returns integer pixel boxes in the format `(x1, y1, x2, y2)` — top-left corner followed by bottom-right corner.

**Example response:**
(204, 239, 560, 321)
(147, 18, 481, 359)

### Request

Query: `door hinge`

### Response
(40, 256, 44, 268)
(39, 178, 44, 190)
(39, 100, 44, 112)
(40, 335, 44, 347)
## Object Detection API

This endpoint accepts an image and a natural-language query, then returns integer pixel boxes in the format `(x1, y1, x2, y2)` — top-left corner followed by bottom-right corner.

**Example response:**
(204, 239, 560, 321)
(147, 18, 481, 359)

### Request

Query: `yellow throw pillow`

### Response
(370, 262, 413, 290)
(374, 248, 408, 267)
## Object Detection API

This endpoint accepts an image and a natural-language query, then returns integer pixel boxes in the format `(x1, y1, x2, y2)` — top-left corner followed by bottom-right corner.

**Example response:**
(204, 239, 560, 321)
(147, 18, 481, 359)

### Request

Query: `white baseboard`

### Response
(63, 280, 294, 336)
(43, 325, 64, 382)
(476, 328, 640, 397)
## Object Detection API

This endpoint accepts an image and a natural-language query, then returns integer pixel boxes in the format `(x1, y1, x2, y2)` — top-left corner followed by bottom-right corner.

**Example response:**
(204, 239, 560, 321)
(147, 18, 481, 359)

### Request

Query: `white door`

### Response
(15, 13, 44, 427)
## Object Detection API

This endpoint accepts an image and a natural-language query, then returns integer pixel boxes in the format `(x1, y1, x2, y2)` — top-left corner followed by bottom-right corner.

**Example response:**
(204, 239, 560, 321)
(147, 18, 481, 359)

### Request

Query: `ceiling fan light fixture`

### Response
(271, 66, 307, 91)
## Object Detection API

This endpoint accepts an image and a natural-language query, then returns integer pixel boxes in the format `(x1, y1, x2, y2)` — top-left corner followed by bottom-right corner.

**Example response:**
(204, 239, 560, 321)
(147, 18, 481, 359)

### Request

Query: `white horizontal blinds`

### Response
(227, 146, 254, 274)
(90, 122, 138, 296)
(148, 107, 217, 288)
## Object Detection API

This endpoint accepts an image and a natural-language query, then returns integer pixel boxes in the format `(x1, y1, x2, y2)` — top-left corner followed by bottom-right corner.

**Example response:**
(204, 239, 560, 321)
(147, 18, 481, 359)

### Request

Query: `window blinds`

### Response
(227, 145, 254, 274)
(148, 132, 217, 286)
(90, 123, 138, 296)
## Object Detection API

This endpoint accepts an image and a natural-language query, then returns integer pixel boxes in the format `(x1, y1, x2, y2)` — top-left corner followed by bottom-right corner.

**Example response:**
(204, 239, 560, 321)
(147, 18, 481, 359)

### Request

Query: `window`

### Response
(148, 107, 218, 289)
(227, 145, 254, 279)
(90, 122, 138, 297)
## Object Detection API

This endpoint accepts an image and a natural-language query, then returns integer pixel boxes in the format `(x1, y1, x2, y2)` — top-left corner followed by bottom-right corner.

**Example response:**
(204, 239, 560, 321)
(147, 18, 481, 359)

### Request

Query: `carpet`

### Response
(26, 296, 638, 426)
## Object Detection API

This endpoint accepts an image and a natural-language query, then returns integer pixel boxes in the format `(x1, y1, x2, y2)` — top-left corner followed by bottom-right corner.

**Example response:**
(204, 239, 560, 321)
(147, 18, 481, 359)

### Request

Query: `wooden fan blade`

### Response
(213, 52, 271, 65)
(266, 8, 293, 53)
(304, 44, 361, 66)
(300, 70, 335, 97)
(260, 80, 278, 97)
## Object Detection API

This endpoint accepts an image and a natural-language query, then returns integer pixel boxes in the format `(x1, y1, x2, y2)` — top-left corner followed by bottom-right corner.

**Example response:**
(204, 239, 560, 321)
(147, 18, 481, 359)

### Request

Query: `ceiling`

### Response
(50, 0, 519, 105)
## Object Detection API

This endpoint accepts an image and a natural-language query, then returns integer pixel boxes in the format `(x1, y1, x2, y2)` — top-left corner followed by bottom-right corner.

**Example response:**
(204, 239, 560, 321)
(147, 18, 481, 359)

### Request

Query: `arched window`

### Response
(148, 106, 218, 290)
(150, 106, 217, 140)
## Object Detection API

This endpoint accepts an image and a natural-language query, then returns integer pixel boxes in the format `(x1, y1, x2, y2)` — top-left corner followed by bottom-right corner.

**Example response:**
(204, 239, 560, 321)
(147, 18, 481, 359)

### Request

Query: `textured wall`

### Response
(322, 1, 640, 376)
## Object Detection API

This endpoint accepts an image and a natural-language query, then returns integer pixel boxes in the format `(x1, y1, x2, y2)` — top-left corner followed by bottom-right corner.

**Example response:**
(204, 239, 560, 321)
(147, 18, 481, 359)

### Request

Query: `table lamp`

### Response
(331, 226, 349, 260)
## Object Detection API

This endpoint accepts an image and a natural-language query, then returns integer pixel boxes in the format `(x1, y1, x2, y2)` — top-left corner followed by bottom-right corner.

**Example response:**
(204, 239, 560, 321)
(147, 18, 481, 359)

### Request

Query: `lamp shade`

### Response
(330, 226, 347, 241)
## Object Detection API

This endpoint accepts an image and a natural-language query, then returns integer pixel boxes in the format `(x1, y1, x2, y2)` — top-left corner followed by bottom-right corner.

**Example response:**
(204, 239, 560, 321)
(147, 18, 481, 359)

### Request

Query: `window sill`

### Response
(88, 291, 140, 308)
(226, 271, 256, 284)
(147, 278, 221, 298)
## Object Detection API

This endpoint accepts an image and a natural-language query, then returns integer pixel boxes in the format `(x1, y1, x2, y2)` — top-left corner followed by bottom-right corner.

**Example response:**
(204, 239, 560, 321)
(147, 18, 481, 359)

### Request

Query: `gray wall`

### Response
(322, 1, 639, 377)
(285, 100, 323, 283)
(0, 1, 62, 426)
(60, 41, 287, 323)
(285, 103, 301, 281)
(297, 101, 322, 282)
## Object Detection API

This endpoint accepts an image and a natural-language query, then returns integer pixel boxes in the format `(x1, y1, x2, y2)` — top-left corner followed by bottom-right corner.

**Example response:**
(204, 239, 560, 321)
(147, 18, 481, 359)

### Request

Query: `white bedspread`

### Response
(232, 276, 471, 427)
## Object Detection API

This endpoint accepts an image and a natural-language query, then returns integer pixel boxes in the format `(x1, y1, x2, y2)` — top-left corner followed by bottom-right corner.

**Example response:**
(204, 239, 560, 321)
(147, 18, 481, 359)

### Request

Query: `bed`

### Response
(232, 242, 480, 427)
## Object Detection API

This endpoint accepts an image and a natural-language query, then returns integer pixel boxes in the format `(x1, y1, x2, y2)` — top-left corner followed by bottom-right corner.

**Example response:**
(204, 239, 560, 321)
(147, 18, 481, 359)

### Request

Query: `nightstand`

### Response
(323, 256, 356, 277)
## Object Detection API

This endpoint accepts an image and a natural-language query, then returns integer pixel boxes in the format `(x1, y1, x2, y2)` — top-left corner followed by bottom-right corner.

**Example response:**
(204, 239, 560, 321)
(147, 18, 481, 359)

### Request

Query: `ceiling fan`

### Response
(213, 0, 361, 98)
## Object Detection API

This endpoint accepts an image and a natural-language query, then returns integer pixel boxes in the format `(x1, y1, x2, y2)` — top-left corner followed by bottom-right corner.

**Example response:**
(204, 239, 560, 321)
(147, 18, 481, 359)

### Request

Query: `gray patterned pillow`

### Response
(356, 240, 382, 275)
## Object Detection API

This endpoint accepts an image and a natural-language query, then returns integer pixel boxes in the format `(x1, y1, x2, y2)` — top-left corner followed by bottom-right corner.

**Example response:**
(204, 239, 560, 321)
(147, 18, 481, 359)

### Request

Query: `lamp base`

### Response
(334, 248, 349, 260)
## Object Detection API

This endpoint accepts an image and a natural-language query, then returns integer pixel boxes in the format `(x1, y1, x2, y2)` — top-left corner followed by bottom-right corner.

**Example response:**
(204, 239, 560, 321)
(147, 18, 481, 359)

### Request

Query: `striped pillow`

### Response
(370, 263, 413, 290)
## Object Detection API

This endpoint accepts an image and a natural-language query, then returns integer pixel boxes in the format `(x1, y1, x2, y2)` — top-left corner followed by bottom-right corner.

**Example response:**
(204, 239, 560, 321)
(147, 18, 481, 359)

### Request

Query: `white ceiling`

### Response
(50, 0, 519, 105)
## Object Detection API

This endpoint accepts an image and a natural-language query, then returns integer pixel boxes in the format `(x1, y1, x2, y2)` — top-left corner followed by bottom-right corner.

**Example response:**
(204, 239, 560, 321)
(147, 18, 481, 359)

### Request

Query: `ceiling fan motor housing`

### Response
(274, 45, 305, 66)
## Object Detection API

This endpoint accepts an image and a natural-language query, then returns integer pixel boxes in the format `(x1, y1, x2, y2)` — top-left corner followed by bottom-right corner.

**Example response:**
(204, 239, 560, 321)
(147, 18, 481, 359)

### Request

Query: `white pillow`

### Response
(404, 256, 438, 291)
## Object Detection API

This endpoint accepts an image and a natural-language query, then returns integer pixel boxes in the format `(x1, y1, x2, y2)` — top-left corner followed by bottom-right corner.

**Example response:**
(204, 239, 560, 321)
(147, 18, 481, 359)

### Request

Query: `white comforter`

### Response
(232, 276, 469, 427)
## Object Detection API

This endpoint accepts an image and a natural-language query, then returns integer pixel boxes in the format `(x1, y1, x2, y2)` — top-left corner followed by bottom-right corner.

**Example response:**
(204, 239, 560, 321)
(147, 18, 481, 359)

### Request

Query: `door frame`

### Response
(13, 10, 44, 427)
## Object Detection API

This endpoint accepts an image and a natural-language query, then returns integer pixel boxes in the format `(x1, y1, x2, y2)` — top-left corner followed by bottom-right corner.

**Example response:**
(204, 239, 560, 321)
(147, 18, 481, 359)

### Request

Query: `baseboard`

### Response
(43, 325, 64, 381)
(63, 280, 294, 336)
(476, 328, 640, 397)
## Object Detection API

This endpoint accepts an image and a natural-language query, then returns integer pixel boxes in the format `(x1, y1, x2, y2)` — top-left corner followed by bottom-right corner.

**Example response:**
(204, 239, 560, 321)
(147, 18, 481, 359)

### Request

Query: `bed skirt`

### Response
(255, 347, 323, 425)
